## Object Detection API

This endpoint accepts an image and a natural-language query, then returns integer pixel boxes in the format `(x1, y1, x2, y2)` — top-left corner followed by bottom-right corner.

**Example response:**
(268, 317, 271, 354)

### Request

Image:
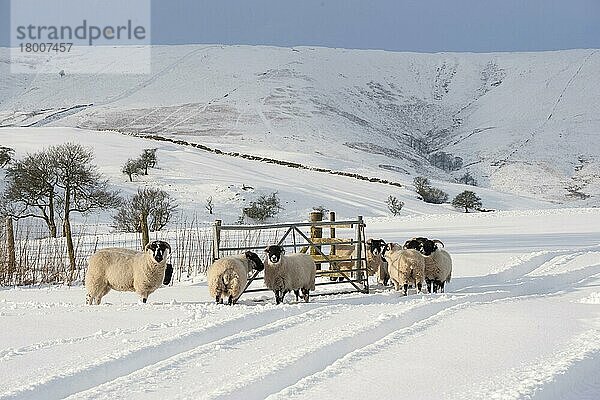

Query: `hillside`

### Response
(1, 45, 599, 205)
(0, 127, 551, 226)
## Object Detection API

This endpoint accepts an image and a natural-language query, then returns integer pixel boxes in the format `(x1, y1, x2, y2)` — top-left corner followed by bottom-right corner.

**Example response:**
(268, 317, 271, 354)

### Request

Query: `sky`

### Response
(1, 0, 599, 52)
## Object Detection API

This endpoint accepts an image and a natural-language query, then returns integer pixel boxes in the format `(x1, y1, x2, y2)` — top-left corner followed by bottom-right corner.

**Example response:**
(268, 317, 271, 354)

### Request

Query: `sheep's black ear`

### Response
(163, 263, 173, 285)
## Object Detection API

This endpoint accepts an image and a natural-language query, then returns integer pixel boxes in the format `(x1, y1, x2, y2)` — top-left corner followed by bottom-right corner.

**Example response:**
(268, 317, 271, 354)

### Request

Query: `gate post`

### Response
(309, 211, 322, 270)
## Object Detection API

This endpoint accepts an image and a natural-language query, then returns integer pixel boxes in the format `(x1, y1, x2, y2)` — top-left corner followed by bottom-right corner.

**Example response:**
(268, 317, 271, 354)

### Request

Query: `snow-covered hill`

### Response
(1, 208, 599, 399)
(1, 46, 599, 204)
(0, 127, 552, 226)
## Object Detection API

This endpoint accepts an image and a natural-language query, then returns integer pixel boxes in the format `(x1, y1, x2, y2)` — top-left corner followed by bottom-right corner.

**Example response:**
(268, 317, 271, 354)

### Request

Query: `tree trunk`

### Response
(6, 217, 16, 280)
(49, 192, 57, 238)
(64, 188, 76, 284)
(140, 212, 149, 250)
(65, 216, 76, 284)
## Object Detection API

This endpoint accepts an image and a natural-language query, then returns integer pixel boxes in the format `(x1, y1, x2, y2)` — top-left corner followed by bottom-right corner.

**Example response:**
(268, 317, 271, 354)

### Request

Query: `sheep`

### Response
(404, 238, 452, 293)
(264, 245, 316, 304)
(85, 240, 171, 305)
(383, 243, 425, 296)
(334, 239, 389, 285)
(207, 251, 264, 305)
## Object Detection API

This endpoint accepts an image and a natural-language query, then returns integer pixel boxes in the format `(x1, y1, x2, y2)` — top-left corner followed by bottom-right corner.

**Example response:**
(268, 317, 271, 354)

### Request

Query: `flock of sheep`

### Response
(84, 236, 452, 305)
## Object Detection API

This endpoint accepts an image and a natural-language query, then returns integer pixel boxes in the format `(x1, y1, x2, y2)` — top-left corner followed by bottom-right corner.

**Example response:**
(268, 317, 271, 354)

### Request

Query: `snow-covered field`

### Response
(1, 44, 599, 399)
(1, 127, 599, 399)
(1, 207, 599, 400)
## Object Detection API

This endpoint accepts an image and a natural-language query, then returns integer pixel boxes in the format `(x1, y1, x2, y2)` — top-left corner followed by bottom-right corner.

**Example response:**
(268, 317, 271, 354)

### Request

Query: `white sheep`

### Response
(404, 238, 452, 293)
(334, 239, 389, 285)
(264, 245, 316, 304)
(207, 251, 264, 305)
(384, 243, 425, 296)
(85, 240, 171, 305)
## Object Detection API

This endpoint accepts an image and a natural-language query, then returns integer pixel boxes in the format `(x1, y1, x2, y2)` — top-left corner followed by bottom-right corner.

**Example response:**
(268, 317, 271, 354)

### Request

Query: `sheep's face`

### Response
(245, 251, 265, 271)
(264, 245, 285, 264)
(145, 240, 171, 263)
(403, 238, 437, 256)
(384, 243, 403, 261)
(367, 239, 387, 257)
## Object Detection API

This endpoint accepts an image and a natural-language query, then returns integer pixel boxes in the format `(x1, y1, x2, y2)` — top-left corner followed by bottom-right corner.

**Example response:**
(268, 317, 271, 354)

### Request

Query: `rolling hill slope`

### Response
(1, 45, 599, 204)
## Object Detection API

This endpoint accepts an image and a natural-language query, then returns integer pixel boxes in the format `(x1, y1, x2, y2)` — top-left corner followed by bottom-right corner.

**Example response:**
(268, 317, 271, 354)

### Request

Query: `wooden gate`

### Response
(212, 215, 369, 301)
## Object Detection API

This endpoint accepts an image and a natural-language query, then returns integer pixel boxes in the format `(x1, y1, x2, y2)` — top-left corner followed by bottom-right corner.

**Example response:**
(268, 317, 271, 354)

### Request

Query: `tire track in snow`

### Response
(0, 304, 317, 400)
(0, 305, 204, 362)
(463, 330, 600, 400)
(5, 249, 599, 400)
(268, 263, 600, 400)
(68, 294, 483, 400)
(69, 251, 600, 400)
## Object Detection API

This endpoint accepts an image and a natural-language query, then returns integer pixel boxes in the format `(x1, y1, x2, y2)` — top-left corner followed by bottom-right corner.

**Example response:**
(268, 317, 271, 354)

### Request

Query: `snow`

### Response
(1, 45, 599, 204)
(1, 45, 600, 399)
(1, 187, 599, 398)
(0, 127, 555, 225)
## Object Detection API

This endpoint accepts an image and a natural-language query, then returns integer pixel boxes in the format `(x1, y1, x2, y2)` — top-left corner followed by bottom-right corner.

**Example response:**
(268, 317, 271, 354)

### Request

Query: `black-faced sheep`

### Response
(207, 251, 264, 305)
(384, 243, 425, 296)
(85, 240, 171, 305)
(264, 245, 316, 304)
(334, 238, 389, 285)
(404, 238, 452, 293)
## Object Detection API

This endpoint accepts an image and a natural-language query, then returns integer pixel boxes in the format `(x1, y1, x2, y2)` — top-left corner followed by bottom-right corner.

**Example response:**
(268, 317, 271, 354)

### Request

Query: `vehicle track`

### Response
(3, 249, 599, 400)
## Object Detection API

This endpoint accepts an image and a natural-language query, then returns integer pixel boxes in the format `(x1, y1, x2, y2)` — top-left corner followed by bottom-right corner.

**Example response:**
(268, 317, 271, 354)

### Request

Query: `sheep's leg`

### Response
(416, 282, 422, 293)
(302, 288, 310, 303)
(402, 284, 408, 296)
(228, 296, 233, 306)
(215, 294, 221, 304)
(439, 281, 445, 293)
(93, 286, 110, 305)
(383, 277, 389, 286)
(274, 290, 281, 305)
(294, 289, 300, 301)
(86, 293, 92, 305)
(432, 281, 439, 293)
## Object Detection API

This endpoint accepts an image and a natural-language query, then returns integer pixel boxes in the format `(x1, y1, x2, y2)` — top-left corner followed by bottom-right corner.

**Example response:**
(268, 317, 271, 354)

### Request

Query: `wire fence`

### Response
(0, 218, 218, 286)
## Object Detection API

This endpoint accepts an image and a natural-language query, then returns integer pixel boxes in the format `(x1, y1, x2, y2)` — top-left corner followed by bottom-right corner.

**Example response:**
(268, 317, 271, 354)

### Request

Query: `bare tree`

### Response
(386, 195, 404, 216)
(452, 190, 482, 213)
(3, 150, 59, 237)
(140, 148, 158, 175)
(205, 196, 214, 215)
(0, 146, 14, 167)
(243, 192, 283, 222)
(122, 158, 144, 182)
(413, 176, 449, 204)
(49, 143, 121, 280)
(113, 188, 177, 232)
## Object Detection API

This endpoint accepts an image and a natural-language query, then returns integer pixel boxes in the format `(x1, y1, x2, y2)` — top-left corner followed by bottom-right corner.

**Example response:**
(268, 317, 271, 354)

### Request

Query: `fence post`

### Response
(6, 217, 16, 279)
(309, 211, 322, 270)
(140, 212, 149, 250)
(329, 212, 336, 254)
(355, 215, 363, 283)
(212, 219, 222, 262)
